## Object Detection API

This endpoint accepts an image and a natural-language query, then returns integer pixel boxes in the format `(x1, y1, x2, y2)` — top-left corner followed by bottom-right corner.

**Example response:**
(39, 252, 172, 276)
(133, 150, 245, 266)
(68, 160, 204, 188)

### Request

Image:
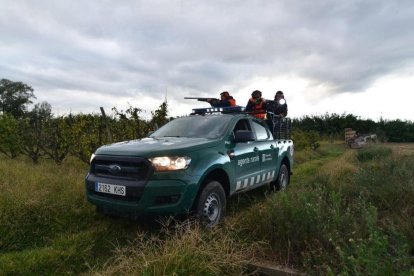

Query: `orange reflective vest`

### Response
(246, 97, 266, 119)
(228, 97, 236, 106)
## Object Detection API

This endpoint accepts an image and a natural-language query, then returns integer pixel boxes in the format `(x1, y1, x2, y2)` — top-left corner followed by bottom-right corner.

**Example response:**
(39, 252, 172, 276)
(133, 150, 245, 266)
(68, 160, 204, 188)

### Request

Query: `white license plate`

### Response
(95, 182, 126, 196)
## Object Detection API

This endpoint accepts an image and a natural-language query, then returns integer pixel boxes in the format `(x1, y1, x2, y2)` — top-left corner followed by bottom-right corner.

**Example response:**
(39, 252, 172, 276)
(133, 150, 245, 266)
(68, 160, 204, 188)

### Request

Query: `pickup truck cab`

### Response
(85, 108, 294, 227)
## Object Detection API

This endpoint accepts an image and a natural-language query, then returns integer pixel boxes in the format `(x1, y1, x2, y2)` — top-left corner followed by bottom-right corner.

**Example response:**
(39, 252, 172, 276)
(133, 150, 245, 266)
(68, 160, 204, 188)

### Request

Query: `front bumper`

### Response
(85, 173, 199, 216)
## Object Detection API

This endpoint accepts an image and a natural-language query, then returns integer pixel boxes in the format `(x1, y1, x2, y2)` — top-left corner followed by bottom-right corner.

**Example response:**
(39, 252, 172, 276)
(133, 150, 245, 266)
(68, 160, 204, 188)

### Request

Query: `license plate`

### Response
(95, 182, 126, 196)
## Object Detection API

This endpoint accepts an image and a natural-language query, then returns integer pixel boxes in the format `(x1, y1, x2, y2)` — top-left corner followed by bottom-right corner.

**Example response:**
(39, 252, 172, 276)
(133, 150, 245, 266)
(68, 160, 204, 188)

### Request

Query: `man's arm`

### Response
(245, 100, 254, 111)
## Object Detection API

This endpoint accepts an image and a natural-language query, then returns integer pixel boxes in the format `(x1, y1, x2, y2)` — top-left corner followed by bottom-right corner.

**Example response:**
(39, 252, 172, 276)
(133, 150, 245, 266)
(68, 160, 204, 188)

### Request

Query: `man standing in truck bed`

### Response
(245, 90, 266, 119)
(207, 91, 236, 107)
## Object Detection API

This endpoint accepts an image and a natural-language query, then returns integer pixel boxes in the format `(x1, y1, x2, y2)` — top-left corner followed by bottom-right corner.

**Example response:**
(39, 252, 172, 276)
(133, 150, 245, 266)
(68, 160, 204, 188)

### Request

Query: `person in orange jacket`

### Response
(245, 90, 266, 119)
(207, 91, 236, 107)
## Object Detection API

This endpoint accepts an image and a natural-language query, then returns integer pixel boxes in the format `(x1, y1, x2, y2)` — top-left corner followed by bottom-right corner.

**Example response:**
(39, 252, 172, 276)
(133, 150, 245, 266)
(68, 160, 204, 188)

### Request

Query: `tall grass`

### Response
(1, 144, 413, 275)
(356, 144, 392, 162)
(234, 145, 414, 274)
(0, 156, 258, 275)
(94, 221, 258, 275)
(0, 156, 158, 274)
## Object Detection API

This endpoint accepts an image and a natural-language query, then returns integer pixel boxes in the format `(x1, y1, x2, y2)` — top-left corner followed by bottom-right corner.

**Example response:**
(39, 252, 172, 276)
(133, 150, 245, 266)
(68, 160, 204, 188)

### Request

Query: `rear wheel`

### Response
(272, 164, 290, 191)
(196, 181, 226, 228)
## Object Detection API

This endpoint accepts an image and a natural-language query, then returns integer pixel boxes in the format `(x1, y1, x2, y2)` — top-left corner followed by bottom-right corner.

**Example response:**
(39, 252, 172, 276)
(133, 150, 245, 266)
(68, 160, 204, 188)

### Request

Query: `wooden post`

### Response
(100, 107, 113, 143)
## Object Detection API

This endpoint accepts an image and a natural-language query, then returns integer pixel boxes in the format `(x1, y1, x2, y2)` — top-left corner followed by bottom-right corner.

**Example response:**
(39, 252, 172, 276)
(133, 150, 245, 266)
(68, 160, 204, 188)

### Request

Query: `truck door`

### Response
(230, 119, 261, 192)
(250, 119, 279, 185)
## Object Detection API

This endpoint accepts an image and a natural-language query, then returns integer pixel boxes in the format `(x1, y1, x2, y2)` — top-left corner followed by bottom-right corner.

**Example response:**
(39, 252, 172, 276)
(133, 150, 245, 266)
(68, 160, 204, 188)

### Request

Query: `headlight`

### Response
(149, 156, 191, 171)
(90, 153, 96, 163)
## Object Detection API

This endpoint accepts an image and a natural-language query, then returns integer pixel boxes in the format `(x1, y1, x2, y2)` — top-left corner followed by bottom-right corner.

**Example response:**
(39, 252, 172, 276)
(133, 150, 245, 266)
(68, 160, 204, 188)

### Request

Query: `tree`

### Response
(0, 79, 35, 118)
(42, 116, 73, 165)
(20, 102, 52, 163)
(0, 114, 23, 158)
(112, 105, 147, 140)
(151, 100, 170, 130)
(69, 113, 102, 164)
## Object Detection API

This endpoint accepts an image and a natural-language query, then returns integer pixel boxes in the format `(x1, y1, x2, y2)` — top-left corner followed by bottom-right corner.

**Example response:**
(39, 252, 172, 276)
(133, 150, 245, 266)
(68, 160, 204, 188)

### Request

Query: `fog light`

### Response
(154, 195, 181, 205)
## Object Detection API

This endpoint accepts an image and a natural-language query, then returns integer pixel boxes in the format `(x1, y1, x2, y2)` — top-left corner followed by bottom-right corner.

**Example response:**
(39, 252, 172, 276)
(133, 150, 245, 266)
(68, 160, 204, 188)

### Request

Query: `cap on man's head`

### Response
(220, 91, 230, 97)
(251, 90, 262, 97)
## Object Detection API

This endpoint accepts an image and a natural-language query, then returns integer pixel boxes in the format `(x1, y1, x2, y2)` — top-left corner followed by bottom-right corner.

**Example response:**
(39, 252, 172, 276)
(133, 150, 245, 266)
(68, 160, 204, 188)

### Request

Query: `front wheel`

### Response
(273, 164, 290, 191)
(195, 181, 226, 228)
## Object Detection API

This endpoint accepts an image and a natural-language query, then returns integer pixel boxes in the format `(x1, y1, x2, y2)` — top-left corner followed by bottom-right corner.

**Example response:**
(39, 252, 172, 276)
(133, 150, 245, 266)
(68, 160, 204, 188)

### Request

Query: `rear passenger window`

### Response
(233, 119, 251, 134)
(252, 121, 269, 140)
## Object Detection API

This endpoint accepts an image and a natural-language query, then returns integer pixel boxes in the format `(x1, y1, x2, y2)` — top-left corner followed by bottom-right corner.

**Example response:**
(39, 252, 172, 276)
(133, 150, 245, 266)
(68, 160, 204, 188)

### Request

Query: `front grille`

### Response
(91, 155, 153, 181)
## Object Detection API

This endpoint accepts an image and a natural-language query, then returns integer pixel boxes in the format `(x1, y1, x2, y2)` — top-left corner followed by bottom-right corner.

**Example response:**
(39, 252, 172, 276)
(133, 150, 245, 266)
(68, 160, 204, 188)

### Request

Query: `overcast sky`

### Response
(1, 0, 414, 120)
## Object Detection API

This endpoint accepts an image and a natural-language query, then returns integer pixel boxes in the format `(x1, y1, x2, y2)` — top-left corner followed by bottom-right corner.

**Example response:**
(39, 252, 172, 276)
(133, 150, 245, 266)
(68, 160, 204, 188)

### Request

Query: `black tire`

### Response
(196, 181, 226, 228)
(275, 164, 290, 191)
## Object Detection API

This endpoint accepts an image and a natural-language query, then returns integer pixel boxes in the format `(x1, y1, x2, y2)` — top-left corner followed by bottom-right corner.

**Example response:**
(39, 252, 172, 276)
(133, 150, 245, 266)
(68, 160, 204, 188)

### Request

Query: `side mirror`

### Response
(234, 130, 255, 143)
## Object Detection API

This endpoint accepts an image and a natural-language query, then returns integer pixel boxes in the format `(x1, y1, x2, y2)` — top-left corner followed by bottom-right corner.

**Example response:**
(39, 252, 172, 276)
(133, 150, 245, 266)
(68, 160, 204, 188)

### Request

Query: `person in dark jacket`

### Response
(245, 90, 266, 119)
(208, 91, 236, 107)
(265, 90, 288, 134)
(273, 91, 288, 117)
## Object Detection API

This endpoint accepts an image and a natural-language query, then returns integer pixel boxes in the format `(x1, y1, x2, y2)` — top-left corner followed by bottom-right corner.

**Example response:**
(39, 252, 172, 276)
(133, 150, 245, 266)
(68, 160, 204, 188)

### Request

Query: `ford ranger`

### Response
(85, 107, 294, 227)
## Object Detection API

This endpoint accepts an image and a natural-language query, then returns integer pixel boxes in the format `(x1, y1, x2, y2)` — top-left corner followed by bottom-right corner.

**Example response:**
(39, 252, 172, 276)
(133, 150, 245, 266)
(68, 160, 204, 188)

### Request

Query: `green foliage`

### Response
(0, 99, 171, 165)
(0, 114, 23, 158)
(19, 102, 53, 163)
(235, 145, 414, 274)
(68, 113, 103, 164)
(292, 129, 320, 150)
(112, 105, 149, 140)
(380, 119, 414, 142)
(151, 100, 170, 130)
(356, 145, 392, 162)
(0, 78, 35, 118)
(293, 113, 414, 142)
(42, 116, 73, 164)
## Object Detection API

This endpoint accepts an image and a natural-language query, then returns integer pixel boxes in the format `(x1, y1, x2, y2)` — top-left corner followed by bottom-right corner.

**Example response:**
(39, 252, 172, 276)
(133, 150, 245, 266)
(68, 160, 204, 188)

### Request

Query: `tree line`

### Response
(292, 113, 414, 143)
(0, 78, 170, 164)
(1, 78, 413, 164)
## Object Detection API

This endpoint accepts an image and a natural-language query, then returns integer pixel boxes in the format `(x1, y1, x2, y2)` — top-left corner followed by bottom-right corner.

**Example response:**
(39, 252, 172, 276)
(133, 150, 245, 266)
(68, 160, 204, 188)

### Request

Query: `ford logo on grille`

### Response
(108, 164, 122, 174)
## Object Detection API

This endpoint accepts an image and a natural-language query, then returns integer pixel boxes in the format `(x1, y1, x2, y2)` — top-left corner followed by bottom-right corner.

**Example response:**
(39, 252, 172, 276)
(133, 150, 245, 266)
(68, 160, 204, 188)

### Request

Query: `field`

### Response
(385, 143, 414, 155)
(0, 142, 413, 275)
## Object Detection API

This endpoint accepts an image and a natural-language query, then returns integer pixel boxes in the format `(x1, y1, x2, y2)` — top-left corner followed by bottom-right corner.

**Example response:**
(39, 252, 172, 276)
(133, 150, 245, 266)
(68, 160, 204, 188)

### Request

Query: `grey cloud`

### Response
(1, 0, 414, 113)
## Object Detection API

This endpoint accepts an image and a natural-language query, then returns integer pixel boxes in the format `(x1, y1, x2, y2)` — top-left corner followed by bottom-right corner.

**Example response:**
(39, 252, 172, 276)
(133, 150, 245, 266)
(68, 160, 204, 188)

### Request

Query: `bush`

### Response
(356, 145, 392, 162)
(235, 145, 413, 274)
(292, 129, 320, 151)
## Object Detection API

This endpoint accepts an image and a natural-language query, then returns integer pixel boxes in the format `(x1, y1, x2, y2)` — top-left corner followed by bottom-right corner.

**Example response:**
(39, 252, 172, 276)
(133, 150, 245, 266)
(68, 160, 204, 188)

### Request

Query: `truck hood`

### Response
(95, 137, 220, 157)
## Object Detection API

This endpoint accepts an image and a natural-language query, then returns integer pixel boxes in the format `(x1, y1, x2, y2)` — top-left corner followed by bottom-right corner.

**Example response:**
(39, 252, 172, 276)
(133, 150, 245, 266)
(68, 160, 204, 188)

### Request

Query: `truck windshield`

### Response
(150, 116, 232, 139)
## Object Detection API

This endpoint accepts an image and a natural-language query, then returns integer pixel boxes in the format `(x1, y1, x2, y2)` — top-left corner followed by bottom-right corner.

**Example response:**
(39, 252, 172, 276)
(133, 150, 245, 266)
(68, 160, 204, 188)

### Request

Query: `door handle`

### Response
(253, 147, 259, 152)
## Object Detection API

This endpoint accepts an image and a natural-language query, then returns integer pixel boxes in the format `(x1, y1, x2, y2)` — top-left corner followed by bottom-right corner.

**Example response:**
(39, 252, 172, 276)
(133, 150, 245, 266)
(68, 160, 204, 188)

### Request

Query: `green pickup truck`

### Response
(85, 108, 294, 227)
